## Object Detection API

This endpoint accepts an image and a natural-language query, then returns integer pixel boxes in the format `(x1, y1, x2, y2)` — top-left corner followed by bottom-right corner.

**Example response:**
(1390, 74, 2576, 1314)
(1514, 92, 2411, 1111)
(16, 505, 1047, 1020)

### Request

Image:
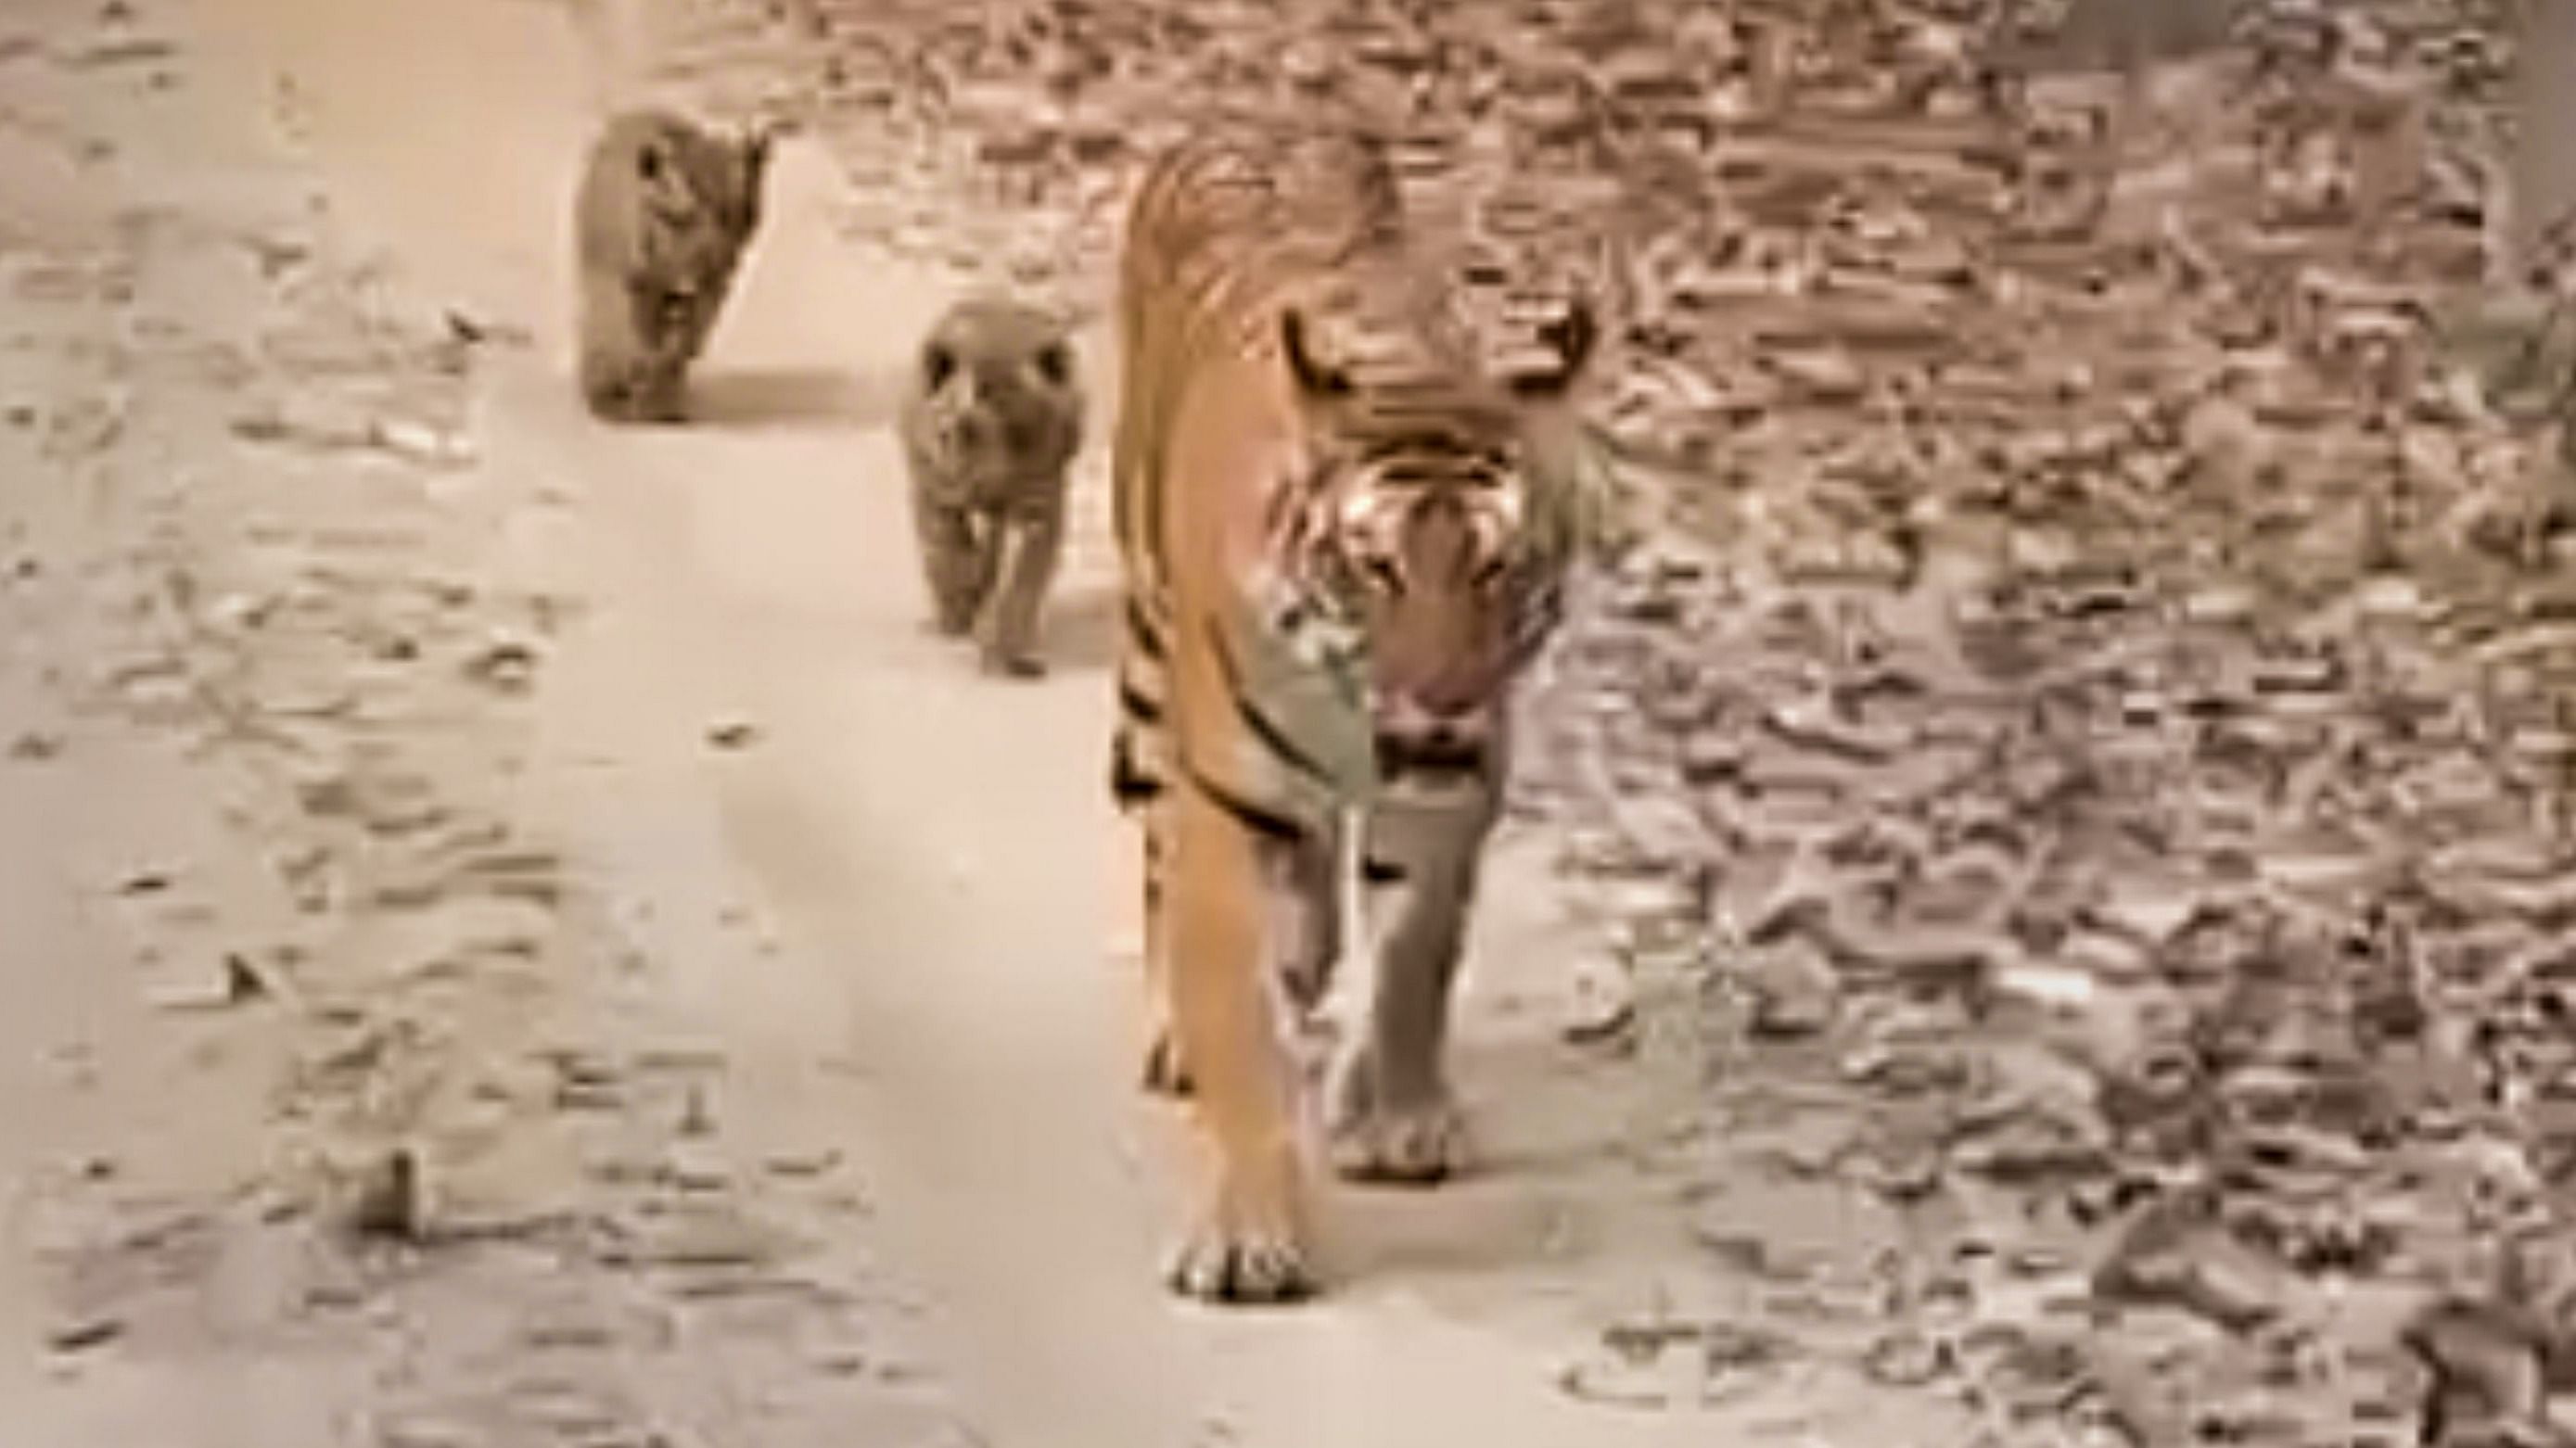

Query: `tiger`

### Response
(572, 107, 771, 425)
(897, 297, 1085, 678)
(1108, 124, 1613, 1303)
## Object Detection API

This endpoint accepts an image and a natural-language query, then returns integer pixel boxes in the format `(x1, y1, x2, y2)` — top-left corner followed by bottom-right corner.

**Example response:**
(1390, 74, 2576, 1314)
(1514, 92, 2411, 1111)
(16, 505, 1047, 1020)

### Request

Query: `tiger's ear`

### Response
(1031, 337, 1074, 388)
(1280, 306, 1354, 404)
(922, 340, 958, 392)
(1506, 299, 1599, 401)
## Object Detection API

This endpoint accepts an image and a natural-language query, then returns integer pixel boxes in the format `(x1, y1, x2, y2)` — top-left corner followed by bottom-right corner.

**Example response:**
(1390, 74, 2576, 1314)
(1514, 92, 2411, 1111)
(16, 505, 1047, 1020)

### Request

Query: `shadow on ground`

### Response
(688, 364, 873, 429)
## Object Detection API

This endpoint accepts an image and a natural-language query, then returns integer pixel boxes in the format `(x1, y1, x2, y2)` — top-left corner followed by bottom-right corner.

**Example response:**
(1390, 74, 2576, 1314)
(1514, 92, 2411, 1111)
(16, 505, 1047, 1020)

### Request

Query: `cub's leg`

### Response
(630, 362, 689, 426)
(624, 281, 697, 425)
(977, 489, 1065, 679)
(911, 489, 999, 638)
(1162, 781, 1315, 1302)
(578, 272, 647, 421)
(1328, 784, 1497, 1186)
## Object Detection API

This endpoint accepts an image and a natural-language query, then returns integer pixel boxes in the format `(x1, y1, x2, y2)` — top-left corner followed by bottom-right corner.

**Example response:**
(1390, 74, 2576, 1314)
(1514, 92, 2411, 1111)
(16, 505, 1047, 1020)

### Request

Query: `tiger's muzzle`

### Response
(1371, 692, 1497, 784)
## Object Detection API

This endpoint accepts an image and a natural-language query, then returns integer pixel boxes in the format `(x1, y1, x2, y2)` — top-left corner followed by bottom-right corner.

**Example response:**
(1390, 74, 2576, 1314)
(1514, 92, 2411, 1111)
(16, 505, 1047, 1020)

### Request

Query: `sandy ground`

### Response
(0, 0, 1945, 1443)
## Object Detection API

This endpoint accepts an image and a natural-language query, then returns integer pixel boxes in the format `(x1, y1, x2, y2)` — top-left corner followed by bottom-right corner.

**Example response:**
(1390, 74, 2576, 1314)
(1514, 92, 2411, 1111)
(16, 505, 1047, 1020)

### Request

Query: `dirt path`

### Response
(34, 0, 2576, 1442)
(145, 2, 1847, 1445)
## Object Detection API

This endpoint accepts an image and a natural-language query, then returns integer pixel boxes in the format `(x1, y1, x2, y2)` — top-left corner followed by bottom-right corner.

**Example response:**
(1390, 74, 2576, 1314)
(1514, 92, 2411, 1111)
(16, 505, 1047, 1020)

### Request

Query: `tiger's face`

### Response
(1278, 301, 1599, 784)
(913, 299, 1082, 487)
(628, 120, 771, 348)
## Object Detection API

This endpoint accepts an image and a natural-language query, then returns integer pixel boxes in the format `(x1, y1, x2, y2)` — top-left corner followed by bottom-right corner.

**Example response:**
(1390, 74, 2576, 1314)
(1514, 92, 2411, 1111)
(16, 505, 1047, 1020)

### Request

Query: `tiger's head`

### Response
(912, 298, 1084, 487)
(1272, 296, 1600, 786)
(626, 114, 772, 344)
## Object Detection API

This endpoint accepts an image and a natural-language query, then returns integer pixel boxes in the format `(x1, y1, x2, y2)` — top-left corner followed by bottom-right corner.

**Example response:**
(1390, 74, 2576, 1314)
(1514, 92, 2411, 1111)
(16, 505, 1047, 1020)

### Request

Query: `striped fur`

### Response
(1108, 124, 1602, 1303)
(573, 108, 771, 424)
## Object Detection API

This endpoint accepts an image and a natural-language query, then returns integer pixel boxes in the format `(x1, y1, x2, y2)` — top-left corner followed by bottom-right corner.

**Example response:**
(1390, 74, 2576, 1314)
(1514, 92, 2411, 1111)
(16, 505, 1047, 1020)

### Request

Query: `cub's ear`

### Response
(922, 340, 958, 392)
(1506, 299, 1599, 400)
(1280, 306, 1354, 403)
(1031, 337, 1074, 388)
(741, 121, 777, 179)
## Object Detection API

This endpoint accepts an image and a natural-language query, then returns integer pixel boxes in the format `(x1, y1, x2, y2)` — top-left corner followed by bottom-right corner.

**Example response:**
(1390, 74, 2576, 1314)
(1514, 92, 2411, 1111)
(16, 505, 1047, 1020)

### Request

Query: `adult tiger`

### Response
(1108, 125, 1614, 1303)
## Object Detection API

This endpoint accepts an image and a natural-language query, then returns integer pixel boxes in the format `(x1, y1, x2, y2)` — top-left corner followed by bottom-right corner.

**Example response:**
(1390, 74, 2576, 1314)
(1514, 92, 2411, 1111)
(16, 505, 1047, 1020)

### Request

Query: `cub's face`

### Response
(628, 120, 772, 342)
(913, 299, 1083, 480)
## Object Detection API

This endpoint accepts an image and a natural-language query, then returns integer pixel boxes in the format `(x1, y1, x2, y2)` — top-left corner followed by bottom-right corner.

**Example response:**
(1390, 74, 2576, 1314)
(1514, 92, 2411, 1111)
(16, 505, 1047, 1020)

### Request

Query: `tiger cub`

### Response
(897, 297, 1084, 679)
(572, 108, 770, 424)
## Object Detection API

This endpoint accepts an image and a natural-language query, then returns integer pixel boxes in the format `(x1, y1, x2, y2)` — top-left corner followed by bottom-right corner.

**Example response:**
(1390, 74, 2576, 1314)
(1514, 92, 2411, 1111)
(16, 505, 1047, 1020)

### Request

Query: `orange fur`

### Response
(1108, 126, 1600, 1303)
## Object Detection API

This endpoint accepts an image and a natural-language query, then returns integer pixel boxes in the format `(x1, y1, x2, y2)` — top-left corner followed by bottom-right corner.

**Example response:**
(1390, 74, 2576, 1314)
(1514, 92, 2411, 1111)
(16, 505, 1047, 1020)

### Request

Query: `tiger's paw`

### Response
(1166, 1197, 1316, 1304)
(620, 368, 689, 426)
(979, 646, 1047, 680)
(1328, 1052, 1467, 1187)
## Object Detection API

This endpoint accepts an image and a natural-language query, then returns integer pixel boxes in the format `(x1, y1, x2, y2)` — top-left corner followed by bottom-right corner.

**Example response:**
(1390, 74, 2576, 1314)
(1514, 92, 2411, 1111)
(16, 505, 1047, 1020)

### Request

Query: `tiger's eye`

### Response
(1032, 341, 1072, 387)
(923, 343, 957, 391)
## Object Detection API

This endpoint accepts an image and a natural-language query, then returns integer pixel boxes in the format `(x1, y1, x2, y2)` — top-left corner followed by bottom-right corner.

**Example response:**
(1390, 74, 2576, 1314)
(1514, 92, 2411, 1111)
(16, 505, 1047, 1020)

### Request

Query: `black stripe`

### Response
(1206, 623, 1339, 799)
(1111, 759, 1163, 807)
(1118, 678, 1164, 724)
(1183, 763, 1306, 844)
(1109, 730, 1164, 807)
(1124, 591, 1167, 660)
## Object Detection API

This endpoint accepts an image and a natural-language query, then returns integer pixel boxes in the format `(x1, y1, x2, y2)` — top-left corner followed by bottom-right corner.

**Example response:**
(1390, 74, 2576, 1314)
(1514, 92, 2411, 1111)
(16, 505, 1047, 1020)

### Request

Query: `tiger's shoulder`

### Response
(1120, 121, 1414, 337)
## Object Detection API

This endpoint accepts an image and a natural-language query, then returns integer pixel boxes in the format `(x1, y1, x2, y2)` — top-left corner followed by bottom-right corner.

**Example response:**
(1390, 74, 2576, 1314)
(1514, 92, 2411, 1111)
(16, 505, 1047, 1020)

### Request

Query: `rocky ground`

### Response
(9, 0, 2576, 1444)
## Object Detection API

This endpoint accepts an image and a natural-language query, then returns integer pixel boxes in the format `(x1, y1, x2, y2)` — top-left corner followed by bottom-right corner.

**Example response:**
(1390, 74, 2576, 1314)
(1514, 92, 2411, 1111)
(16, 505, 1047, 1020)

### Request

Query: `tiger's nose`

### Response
(1375, 694, 1493, 771)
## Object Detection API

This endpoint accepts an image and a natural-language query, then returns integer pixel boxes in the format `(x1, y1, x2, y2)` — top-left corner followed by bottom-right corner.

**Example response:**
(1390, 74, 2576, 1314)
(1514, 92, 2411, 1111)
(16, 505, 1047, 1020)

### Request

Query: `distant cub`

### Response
(573, 108, 770, 424)
(898, 297, 1084, 678)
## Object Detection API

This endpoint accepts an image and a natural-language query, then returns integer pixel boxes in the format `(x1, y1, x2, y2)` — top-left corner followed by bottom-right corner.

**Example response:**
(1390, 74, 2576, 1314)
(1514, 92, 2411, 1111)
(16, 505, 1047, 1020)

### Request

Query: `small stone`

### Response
(678, 1083, 716, 1137)
(1561, 953, 1636, 1047)
(1861, 1328, 1949, 1386)
(1742, 941, 1840, 1038)
(464, 634, 538, 692)
(8, 730, 62, 760)
(706, 717, 759, 750)
(366, 416, 473, 468)
(223, 952, 273, 1002)
(764, 1149, 842, 1178)
(46, 1315, 121, 1353)
(347, 1147, 426, 1241)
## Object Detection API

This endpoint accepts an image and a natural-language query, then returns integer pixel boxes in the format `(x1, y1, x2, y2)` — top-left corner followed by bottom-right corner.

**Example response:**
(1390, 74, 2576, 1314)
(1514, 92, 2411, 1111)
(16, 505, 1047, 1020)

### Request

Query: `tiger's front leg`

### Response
(1161, 780, 1317, 1303)
(977, 489, 1065, 680)
(1328, 778, 1498, 1187)
(912, 490, 999, 639)
(1138, 817, 1341, 1099)
(623, 281, 699, 425)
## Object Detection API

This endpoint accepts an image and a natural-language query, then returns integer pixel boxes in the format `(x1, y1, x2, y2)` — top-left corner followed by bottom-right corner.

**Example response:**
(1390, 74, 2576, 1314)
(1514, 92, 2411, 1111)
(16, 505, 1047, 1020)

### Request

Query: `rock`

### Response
(1741, 940, 1841, 1038)
(462, 632, 538, 692)
(45, 1315, 122, 1353)
(347, 1147, 427, 1241)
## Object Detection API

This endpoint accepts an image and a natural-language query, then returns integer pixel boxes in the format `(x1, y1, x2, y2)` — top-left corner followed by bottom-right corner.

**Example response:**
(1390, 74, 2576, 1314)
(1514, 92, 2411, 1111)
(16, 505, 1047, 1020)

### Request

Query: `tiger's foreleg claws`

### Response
(1166, 1201, 1317, 1304)
(1327, 1048, 1467, 1187)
